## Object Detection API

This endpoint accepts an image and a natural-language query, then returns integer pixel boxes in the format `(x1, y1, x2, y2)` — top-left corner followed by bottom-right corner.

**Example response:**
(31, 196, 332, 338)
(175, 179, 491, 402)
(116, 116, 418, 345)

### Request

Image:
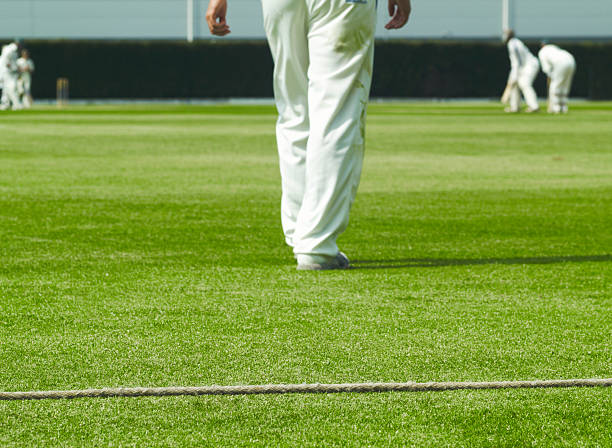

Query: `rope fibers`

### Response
(1, 378, 610, 401)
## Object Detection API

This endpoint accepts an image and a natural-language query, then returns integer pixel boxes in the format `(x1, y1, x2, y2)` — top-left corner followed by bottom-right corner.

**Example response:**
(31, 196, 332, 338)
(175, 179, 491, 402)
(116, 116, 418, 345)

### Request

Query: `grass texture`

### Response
(0, 102, 610, 446)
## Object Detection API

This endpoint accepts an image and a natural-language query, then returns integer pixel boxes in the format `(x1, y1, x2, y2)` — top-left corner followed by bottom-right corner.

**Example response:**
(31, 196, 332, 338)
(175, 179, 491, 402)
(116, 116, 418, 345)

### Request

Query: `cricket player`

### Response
(17, 49, 35, 108)
(206, 0, 411, 270)
(538, 42, 576, 114)
(502, 30, 540, 113)
(0, 52, 4, 102)
(0, 42, 23, 111)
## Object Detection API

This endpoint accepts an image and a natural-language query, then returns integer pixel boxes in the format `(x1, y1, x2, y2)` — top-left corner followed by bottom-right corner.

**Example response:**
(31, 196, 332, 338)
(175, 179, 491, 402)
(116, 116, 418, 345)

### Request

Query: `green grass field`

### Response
(1, 102, 611, 447)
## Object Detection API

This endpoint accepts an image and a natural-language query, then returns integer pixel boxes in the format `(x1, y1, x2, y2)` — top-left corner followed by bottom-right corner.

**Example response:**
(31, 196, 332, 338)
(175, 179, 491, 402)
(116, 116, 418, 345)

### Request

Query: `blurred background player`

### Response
(0, 49, 3, 103)
(538, 42, 576, 114)
(17, 49, 35, 108)
(0, 42, 23, 111)
(501, 29, 540, 113)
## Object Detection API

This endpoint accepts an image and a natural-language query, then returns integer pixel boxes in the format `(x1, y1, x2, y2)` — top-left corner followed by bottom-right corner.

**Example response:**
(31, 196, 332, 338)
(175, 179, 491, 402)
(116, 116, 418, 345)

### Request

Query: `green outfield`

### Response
(0, 102, 610, 446)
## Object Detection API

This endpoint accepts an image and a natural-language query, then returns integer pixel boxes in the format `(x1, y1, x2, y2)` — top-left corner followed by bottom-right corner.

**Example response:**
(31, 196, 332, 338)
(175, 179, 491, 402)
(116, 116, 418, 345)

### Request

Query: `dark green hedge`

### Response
(17, 40, 612, 100)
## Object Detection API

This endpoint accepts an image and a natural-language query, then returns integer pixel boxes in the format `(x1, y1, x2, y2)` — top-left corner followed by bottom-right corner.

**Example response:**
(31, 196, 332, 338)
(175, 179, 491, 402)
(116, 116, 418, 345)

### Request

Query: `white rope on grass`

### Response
(1, 378, 611, 401)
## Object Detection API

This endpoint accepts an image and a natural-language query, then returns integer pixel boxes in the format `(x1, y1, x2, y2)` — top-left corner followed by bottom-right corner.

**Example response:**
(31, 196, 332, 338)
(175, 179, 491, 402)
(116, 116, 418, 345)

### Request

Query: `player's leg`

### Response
(559, 59, 576, 113)
(0, 79, 8, 110)
(548, 71, 563, 114)
(508, 85, 520, 112)
(23, 77, 32, 108)
(518, 60, 539, 112)
(293, 0, 376, 265)
(261, 0, 309, 248)
(5, 76, 22, 110)
(557, 67, 569, 113)
(17, 77, 24, 102)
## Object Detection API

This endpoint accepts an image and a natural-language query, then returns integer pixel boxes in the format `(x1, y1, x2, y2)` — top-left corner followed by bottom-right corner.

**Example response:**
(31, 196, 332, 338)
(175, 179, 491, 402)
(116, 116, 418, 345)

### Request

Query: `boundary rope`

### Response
(1, 378, 611, 401)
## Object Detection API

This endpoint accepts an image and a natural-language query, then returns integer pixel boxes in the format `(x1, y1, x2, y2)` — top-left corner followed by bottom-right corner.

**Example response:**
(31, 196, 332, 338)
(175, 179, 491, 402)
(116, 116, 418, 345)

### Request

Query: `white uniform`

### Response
(17, 56, 35, 108)
(506, 37, 540, 112)
(0, 53, 4, 92)
(538, 45, 576, 114)
(262, 0, 376, 265)
(0, 46, 8, 108)
(0, 43, 22, 110)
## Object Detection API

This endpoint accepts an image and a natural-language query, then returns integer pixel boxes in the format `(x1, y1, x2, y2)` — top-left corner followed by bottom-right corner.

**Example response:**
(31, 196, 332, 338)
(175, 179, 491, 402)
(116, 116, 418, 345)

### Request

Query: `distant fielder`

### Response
(206, 0, 411, 270)
(538, 42, 576, 114)
(17, 49, 35, 108)
(501, 30, 540, 113)
(0, 42, 22, 111)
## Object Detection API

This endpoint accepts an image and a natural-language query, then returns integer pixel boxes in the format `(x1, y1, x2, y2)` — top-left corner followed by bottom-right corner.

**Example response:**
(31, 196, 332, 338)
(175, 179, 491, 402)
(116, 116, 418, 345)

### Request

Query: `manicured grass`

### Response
(0, 102, 610, 446)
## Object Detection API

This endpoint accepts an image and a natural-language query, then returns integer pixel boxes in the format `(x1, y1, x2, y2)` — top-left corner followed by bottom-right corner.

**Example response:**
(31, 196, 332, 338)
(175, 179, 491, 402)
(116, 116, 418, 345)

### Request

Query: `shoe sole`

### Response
(296, 263, 350, 271)
(296, 252, 350, 271)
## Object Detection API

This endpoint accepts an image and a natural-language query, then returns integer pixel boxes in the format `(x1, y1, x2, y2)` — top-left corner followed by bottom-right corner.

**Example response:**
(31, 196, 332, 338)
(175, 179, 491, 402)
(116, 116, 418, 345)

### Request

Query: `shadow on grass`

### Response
(351, 254, 611, 270)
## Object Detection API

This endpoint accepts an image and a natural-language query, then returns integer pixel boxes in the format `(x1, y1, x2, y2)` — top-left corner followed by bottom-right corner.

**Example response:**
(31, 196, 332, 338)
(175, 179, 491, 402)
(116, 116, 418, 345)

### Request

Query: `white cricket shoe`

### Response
(296, 252, 350, 271)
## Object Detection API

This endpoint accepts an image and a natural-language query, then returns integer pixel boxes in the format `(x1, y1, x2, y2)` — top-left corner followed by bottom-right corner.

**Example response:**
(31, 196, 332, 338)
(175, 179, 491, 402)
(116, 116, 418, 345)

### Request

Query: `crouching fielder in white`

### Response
(538, 43, 576, 114)
(206, 0, 411, 270)
(502, 30, 540, 113)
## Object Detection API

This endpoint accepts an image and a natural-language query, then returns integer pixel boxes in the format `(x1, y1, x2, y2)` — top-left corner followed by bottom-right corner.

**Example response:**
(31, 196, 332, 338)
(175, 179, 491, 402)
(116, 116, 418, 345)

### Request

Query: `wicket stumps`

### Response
(56, 78, 69, 107)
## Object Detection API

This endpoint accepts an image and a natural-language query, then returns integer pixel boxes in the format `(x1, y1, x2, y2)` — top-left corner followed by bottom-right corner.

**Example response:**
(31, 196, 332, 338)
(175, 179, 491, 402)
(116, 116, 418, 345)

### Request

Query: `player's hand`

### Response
(385, 0, 411, 30)
(206, 0, 230, 36)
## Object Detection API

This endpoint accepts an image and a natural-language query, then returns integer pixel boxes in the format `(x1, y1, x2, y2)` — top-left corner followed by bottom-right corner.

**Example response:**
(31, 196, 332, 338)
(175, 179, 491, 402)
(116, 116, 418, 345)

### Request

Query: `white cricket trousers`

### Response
(20, 73, 33, 108)
(0, 74, 22, 110)
(262, 0, 376, 261)
(548, 56, 576, 113)
(510, 58, 540, 111)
